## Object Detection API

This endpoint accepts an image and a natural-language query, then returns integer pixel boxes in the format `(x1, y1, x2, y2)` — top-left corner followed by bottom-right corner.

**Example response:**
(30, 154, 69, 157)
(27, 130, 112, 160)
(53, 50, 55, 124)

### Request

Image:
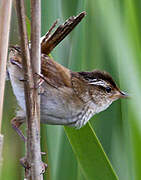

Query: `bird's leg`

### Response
(11, 116, 26, 142)
(12, 116, 48, 174)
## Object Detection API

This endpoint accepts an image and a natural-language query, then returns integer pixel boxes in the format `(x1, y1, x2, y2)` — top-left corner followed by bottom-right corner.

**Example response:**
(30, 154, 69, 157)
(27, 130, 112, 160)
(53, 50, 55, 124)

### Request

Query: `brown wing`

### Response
(9, 46, 72, 88)
(41, 54, 72, 88)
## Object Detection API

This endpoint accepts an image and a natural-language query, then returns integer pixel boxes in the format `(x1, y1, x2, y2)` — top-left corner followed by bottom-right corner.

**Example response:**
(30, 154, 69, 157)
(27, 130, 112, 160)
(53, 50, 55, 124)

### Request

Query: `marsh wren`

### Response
(7, 47, 127, 129)
(7, 12, 127, 133)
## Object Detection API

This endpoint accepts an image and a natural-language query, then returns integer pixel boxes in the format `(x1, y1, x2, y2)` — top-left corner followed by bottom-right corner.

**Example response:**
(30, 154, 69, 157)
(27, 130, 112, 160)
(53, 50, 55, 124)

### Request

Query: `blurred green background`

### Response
(1, 0, 141, 179)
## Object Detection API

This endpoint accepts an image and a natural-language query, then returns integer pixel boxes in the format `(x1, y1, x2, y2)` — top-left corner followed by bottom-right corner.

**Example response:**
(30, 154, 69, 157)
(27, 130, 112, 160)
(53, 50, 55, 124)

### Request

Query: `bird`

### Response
(7, 12, 128, 141)
(7, 46, 128, 131)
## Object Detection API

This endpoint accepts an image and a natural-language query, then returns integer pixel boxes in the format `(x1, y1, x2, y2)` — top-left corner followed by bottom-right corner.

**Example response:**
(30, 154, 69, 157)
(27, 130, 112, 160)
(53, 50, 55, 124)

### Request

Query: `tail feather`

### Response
(41, 11, 86, 55)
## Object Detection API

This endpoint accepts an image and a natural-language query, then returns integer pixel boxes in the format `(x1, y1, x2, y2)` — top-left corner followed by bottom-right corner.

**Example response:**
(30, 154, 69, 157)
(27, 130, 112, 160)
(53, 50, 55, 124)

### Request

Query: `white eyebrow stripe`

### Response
(89, 80, 107, 87)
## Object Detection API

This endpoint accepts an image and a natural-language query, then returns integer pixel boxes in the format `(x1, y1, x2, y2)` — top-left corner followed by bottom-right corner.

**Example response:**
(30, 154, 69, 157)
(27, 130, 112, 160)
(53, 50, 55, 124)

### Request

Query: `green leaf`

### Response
(64, 123, 119, 180)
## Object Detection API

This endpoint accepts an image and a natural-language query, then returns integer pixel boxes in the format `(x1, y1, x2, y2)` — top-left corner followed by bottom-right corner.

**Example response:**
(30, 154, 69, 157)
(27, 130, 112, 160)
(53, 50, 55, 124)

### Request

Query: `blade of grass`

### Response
(65, 124, 119, 180)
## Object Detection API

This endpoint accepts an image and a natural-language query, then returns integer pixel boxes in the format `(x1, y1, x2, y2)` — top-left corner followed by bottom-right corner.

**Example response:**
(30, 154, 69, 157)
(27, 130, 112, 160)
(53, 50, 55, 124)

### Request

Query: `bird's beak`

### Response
(119, 91, 129, 98)
(110, 90, 129, 100)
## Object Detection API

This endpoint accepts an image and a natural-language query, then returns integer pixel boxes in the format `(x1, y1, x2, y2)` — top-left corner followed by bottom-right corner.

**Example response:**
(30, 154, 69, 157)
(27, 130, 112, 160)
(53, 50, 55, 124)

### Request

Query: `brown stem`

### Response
(30, 0, 43, 179)
(0, 0, 12, 170)
(41, 11, 86, 55)
(15, 0, 43, 179)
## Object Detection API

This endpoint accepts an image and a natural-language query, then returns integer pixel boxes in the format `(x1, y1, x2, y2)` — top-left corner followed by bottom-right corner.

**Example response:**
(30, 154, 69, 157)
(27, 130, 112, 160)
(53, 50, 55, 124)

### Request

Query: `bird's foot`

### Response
(11, 116, 26, 142)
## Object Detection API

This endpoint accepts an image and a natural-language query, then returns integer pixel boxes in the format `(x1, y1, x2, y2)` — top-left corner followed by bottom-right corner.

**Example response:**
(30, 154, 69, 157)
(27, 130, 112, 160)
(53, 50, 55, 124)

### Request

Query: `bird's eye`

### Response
(105, 87, 111, 93)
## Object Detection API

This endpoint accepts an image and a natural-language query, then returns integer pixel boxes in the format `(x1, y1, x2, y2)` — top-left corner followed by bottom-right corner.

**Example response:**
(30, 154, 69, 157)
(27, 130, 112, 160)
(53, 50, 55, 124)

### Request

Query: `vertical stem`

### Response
(30, 0, 41, 75)
(30, 0, 42, 179)
(0, 0, 12, 171)
(0, 0, 12, 132)
(30, 0, 41, 127)
(15, 0, 43, 179)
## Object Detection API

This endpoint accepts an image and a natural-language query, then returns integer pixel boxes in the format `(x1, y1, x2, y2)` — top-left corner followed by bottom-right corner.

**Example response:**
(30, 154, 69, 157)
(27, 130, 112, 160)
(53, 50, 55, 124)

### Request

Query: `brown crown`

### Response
(78, 70, 117, 88)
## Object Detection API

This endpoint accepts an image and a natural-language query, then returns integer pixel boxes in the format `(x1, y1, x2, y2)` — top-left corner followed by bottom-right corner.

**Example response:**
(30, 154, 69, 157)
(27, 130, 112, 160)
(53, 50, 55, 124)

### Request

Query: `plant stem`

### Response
(15, 0, 43, 179)
(0, 0, 12, 172)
